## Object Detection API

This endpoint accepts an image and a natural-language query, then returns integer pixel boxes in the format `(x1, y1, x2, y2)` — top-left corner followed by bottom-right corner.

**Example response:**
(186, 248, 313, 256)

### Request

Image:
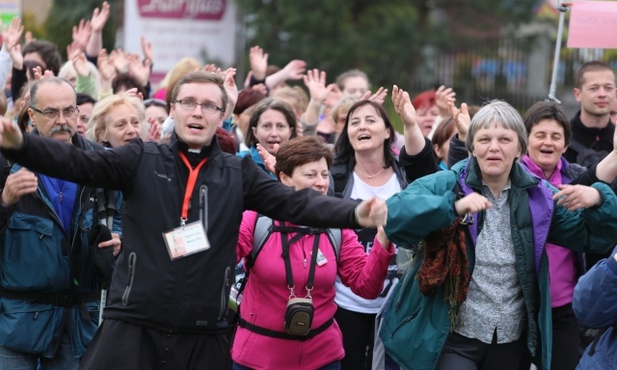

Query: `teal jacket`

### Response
(382, 158, 617, 370)
(0, 135, 121, 358)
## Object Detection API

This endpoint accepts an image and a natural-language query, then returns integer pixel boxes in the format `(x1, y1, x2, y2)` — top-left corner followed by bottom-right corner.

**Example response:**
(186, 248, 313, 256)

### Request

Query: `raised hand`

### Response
(146, 118, 162, 142)
(3, 17, 24, 69)
(435, 85, 456, 118)
(360, 87, 388, 105)
(97, 49, 117, 82)
(280, 59, 306, 81)
(455, 192, 492, 216)
(2, 17, 24, 50)
(127, 53, 151, 86)
(110, 48, 129, 74)
(71, 49, 90, 77)
(90, 1, 111, 33)
(554, 184, 602, 211)
(24, 31, 34, 46)
(256, 143, 277, 174)
(249, 46, 268, 81)
(303, 69, 329, 103)
(0, 116, 25, 150)
(122, 87, 143, 101)
(203, 64, 219, 73)
(391, 85, 417, 130)
(140, 35, 153, 63)
(31, 66, 54, 80)
(222, 68, 238, 117)
(71, 18, 92, 51)
(1, 168, 38, 206)
(449, 101, 471, 141)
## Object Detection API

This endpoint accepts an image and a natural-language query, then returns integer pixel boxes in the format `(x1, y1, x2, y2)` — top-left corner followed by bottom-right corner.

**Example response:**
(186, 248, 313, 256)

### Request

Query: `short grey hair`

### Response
(465, 100, 527, 156)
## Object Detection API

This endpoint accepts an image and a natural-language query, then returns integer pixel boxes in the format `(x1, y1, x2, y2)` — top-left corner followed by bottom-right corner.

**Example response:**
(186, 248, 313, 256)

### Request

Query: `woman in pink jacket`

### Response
(233, 136, 394, 370)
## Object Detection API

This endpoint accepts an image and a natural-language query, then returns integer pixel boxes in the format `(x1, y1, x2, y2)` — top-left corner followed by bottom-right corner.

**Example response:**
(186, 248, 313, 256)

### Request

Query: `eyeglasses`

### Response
(174, 99, 224, 114)
(31, 106, 80, 120)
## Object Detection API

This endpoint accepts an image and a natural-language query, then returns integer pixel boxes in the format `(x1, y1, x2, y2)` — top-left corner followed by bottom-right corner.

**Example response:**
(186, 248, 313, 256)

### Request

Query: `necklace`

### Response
(355, 166, 386, 179)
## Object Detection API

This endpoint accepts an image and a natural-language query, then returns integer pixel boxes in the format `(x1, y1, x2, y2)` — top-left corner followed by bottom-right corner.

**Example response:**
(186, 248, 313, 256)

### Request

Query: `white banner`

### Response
(123, 0, 237, 83)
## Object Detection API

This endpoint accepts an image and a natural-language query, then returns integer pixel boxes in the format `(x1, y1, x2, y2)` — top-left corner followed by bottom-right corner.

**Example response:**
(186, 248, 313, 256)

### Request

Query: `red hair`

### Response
(216, 127, 238, 154)
(412, 89, 436, 110)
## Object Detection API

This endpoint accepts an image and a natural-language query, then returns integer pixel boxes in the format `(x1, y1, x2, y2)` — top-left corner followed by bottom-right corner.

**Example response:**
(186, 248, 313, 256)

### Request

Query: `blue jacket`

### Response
(0, 134, 118, 358)
(381, 158, 617, 370)
(237, 146, 274, 178)
(573, 246, 617, 370)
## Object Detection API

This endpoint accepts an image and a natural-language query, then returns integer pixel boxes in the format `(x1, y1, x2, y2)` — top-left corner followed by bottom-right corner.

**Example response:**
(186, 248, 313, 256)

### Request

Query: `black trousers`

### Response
(79, 319, 232, 370)
(551, 303, 581, 370)
(335, 306, 376, 370)
(436, 330, 530, 370)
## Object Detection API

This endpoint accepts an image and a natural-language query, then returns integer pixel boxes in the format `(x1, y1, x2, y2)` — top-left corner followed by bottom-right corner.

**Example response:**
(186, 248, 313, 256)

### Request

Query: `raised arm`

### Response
(391, 85, 425, 156)
(86, 1, 110, 59)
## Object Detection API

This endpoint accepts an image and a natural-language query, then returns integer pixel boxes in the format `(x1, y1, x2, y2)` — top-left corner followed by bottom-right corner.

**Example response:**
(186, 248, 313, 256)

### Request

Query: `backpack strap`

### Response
(567, 139, 586, 155)
(248, 214, 275, 269)
(251, 214, 342, 264)
(326, 228, 342, 261)
(330, 161, 350, 198)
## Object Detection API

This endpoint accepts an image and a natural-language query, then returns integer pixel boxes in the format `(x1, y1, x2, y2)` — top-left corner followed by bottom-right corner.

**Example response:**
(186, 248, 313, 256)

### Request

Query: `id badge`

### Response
(315, 248, 328, 266)
(163, 221, 210, 260)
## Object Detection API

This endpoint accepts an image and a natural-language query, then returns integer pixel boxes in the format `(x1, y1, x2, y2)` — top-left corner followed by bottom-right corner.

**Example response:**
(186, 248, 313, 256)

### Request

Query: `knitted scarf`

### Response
(416, 216, 470, 326)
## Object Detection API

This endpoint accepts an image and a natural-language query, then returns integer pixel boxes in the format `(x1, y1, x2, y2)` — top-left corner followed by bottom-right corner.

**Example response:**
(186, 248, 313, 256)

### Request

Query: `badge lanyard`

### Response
(178, 152, 207, 227)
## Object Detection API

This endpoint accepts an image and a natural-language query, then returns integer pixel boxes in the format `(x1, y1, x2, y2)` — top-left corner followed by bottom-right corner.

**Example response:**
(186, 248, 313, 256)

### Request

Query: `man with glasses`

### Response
(0, 77, 119, 370)
(0, 71, 388, 369)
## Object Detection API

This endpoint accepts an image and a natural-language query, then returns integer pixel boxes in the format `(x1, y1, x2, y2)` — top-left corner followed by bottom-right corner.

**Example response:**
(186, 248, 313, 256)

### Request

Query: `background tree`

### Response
(40, 0, 119, 62)
(236, 0, 539, 91)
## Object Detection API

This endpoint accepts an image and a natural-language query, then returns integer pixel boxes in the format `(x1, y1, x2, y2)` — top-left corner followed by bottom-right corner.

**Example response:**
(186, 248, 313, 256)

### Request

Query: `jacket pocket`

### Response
(122, 252, 137, 306)
(0, 298, 62, 354)
(2, 214, 68, 291)
(71, 300, 100, 357)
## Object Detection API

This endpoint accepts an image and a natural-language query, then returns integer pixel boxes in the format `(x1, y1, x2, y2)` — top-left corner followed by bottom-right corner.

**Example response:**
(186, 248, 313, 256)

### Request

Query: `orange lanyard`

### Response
(178, 152, 207, 226)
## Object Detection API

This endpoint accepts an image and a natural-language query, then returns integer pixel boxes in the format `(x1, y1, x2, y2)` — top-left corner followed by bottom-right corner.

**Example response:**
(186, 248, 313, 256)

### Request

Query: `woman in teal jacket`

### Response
(381, 100, 617, 370)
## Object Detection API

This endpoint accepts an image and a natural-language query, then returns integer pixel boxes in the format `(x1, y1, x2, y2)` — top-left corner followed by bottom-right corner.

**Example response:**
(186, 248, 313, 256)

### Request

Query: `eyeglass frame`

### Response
(31, 105, 80, 120)
(174, 99, 224, 114)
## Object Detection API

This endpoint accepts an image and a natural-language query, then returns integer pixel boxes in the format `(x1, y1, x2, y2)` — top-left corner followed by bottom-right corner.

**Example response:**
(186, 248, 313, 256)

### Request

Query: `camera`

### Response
(284, 297, 314, 336)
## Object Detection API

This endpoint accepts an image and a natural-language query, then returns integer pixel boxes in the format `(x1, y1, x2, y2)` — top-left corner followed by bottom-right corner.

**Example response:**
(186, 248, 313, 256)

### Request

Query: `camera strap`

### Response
(278, 223, 322, 297)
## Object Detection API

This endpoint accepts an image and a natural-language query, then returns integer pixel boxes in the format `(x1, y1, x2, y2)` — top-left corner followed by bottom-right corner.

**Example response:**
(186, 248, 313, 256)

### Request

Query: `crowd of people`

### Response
(0, 2, 616, 370)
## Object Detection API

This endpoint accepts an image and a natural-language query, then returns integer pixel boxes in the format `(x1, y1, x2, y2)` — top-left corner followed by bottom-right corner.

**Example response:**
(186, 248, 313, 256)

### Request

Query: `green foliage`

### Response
(42, 0, 118, 62)
(237, 0, 538, 91)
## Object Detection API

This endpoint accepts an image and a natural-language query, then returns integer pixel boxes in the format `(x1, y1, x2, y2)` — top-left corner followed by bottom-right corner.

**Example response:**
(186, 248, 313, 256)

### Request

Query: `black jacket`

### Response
(2, 134, 361, 334)
(564, 111, 614, 165)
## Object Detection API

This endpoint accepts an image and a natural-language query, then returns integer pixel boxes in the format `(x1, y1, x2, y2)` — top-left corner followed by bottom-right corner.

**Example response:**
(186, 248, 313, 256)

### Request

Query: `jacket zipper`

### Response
(389, 311, 419, 338)
(218, 266, 231, 320)
(122, 252, 137, 306)
(199, 185, 208, 234)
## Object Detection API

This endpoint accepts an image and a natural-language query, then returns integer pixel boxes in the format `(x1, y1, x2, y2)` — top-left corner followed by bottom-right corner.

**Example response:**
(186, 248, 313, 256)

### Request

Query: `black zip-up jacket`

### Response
(2, 134, 362, 334)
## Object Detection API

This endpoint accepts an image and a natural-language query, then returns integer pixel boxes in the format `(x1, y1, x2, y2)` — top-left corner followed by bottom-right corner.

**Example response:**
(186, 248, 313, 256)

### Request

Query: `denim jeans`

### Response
(233, 360, 341, 370)
(0, 330, 79, 370)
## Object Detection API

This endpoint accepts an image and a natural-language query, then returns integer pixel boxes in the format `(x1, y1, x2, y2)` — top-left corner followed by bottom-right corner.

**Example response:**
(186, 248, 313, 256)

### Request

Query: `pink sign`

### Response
(138, 0, 226, 20)
(568, 1, 617, 49)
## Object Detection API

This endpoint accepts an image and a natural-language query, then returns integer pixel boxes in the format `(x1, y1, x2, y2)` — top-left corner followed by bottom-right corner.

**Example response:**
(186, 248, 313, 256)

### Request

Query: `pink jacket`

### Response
(232, 211, 394, 370)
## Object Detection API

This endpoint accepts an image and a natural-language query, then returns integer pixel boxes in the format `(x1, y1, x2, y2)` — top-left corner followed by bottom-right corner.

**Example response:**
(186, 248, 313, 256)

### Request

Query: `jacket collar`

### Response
(453, 156, 539, 191)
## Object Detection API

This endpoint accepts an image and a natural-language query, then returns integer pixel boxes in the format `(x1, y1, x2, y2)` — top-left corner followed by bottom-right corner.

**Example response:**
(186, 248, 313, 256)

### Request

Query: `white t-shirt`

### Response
(334, 172, 401, 313)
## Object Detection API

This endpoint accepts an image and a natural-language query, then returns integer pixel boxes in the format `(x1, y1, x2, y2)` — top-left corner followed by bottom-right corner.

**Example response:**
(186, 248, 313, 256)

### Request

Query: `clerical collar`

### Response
(177, 140, 211, 168)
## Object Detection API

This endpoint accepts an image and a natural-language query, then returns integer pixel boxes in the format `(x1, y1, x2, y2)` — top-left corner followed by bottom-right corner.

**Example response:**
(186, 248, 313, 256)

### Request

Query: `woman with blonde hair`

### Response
(151, 57, 201, 103)
(86, 95, 147, 148)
